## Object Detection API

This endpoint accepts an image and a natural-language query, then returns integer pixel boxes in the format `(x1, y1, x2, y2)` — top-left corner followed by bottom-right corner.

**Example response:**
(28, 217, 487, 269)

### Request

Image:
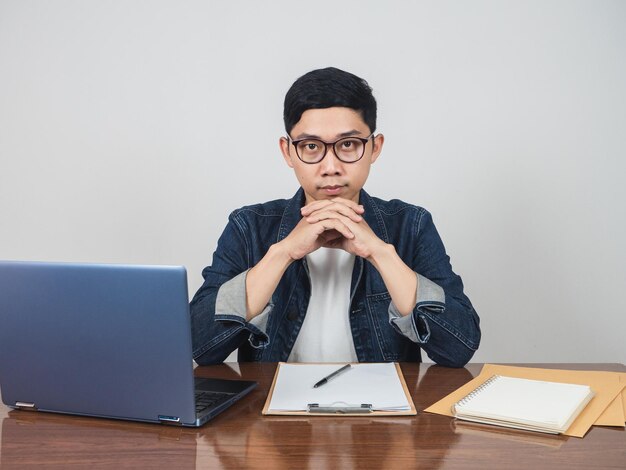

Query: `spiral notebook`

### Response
(452, 375, 595, 434)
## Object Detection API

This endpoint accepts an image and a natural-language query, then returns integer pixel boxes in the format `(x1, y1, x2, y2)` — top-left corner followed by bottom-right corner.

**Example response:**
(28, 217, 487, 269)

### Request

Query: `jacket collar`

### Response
(277, 187, 390, 244)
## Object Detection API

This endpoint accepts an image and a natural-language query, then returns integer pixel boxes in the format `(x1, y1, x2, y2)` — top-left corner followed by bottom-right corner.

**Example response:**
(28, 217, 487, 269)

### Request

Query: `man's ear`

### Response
(370, 134, 385, 164)
(279, 137, 295, 169)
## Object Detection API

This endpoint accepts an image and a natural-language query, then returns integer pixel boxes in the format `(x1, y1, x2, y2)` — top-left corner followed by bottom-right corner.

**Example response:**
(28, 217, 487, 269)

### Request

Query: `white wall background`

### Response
(1, 0, 624, 363)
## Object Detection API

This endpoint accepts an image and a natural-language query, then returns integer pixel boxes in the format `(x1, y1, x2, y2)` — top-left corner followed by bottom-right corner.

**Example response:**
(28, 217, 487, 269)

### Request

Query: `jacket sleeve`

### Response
(387, 209, 481, 367)
(190, 212, 271, 365)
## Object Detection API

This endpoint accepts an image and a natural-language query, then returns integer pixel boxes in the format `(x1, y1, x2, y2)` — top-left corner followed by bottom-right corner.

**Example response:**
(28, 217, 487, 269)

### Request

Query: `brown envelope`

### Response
(595, 396, 625, 426)
(592, 368, 625, 425)
(622, 373, 626, 422)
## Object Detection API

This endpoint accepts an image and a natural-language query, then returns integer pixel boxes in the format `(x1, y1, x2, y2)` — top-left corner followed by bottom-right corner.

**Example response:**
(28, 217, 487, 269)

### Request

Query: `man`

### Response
(191, 67, 480, 367)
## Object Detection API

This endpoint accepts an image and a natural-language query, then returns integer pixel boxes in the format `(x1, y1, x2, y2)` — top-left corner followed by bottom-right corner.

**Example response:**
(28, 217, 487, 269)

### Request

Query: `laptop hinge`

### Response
(15, 401, 37, 411)
(158, 415, 182, 425)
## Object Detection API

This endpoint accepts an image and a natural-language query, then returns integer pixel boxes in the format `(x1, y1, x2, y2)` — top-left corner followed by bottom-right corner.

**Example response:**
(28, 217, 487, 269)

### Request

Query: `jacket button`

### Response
(287, 309, 298, 321)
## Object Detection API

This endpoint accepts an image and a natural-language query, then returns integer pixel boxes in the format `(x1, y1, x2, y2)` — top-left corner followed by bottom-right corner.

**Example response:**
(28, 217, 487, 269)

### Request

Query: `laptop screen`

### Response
(0, 261, 198, 425)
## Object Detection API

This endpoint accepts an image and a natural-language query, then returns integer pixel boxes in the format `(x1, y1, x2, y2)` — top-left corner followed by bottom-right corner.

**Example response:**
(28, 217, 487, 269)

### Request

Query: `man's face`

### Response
(280, 107, 384, 205)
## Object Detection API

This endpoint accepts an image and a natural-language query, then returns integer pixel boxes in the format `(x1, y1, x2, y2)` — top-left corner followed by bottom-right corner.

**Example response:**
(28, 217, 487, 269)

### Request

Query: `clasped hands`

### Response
(246, 197, 416, 318)
(283, 198, 387, 261)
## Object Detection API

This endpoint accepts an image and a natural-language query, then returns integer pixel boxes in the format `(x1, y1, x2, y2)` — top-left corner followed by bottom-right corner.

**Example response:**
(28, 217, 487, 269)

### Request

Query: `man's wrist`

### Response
(366, 242, 396, 269)
(269, 241, 298, 267)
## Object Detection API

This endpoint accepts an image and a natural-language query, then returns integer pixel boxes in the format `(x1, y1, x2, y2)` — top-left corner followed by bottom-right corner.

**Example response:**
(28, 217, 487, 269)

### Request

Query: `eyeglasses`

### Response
(288, 134, 374, 164)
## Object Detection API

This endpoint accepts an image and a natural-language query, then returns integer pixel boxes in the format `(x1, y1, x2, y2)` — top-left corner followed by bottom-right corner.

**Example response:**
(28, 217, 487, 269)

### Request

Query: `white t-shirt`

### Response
(288, 247, 358, 362)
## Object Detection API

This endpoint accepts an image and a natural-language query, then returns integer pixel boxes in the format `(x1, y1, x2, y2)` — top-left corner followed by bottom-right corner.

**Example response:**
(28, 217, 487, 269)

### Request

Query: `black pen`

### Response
(313, 364, 352, 388)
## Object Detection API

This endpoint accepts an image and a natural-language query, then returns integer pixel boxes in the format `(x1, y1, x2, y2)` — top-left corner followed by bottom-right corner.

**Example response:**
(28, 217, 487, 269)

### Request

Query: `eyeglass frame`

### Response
(286, 133, 375, 164)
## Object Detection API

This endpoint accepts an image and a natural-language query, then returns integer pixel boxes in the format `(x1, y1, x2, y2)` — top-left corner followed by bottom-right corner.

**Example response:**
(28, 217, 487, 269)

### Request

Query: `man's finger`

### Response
(301, 198, 364, 216)
(306, 207, 362, 223)
(314, 219, 354, 239)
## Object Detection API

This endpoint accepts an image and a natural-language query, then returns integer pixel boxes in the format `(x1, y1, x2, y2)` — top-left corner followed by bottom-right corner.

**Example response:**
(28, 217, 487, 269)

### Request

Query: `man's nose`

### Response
(319, 146, 342, 175)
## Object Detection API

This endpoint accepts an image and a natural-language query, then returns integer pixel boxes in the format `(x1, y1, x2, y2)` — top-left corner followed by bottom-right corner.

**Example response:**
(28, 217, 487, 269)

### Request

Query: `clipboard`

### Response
(262, 362, 417, 416)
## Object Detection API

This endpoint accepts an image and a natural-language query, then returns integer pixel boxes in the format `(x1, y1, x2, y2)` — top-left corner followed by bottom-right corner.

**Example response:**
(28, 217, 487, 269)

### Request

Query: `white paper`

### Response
(268, 363, 411, 411)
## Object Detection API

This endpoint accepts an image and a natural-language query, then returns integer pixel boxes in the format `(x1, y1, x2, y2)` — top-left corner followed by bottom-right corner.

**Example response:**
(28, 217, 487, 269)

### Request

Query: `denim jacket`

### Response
(190, 188, 480, 367)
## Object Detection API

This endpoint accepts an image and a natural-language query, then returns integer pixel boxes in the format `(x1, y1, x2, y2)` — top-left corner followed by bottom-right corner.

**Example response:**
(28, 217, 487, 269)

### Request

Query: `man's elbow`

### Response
(193, 349, 227, 366)
(431, 333, 480, 368)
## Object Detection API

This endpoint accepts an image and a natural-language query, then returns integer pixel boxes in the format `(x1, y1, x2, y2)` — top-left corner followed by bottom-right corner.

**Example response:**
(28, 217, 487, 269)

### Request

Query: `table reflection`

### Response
(193, 363, 475, 469)
(0, 363, 482, 469)
(0, 409, 197, 469)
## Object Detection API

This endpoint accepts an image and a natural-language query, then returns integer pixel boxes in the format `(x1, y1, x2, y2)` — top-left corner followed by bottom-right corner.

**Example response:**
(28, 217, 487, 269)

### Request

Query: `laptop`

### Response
(0, 260, 257, 427)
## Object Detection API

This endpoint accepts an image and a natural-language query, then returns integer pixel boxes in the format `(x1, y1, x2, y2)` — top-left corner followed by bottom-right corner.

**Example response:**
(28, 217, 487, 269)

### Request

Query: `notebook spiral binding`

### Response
(456, 375, 501, 407)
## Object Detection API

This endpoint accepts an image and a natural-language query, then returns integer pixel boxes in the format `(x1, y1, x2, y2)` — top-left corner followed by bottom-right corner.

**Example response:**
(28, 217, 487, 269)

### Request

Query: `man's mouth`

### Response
(319, 184, 345, 195)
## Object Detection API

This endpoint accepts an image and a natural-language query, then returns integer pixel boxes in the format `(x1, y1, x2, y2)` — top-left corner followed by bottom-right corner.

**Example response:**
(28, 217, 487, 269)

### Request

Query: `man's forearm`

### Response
(367, 243, 418, 316)
(245, 243, 293, 320)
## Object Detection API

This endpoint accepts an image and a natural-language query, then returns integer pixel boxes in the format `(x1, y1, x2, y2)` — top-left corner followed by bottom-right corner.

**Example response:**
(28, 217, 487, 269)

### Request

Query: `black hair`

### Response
(283, 67, 377, 135)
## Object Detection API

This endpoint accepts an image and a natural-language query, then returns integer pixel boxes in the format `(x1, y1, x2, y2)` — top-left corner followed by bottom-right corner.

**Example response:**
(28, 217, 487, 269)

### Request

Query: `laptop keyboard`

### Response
(195, 390, 233, 414)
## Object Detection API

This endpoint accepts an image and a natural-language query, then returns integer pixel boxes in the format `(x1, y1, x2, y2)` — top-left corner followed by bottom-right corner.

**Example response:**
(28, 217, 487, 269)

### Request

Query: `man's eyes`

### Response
(298, 139, 360, 152)
(299, 141, 321, 151)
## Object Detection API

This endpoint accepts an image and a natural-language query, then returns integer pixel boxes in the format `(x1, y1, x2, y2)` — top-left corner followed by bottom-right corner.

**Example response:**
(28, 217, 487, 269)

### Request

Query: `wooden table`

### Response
(1, 363, 624, 469)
